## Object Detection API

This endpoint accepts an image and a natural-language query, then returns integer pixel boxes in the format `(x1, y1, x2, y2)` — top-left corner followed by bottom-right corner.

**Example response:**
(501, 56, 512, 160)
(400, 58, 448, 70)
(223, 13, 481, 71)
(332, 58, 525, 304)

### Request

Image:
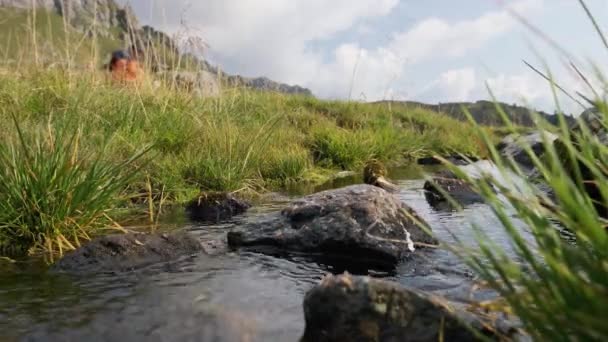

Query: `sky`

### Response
(119, 0, 608, 114)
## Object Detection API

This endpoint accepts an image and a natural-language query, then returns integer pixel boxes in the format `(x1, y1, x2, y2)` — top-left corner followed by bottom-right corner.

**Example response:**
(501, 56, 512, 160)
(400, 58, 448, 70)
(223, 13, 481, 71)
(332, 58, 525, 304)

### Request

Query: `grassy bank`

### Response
(0, 67, 485, 256)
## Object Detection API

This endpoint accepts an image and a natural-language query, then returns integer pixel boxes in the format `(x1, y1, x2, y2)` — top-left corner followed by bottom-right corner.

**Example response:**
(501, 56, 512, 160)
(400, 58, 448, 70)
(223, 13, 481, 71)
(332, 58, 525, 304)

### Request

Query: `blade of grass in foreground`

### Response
(442, 85, 608, 340)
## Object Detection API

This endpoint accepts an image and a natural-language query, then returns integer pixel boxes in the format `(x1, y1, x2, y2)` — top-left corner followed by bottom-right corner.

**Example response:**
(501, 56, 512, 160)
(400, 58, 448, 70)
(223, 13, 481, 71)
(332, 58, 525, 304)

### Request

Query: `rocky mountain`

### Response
(198, 59, 312, 96)
(0, 0, 138, 37)
(0, 0, 313, 96)
(376, 100, 575, 127)
(224, 76, 312, 96)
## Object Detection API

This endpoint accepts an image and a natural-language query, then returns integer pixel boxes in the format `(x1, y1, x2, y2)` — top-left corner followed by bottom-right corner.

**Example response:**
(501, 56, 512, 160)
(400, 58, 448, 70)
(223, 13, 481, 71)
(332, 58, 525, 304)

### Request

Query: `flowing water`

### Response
(0, 165, 533, 342)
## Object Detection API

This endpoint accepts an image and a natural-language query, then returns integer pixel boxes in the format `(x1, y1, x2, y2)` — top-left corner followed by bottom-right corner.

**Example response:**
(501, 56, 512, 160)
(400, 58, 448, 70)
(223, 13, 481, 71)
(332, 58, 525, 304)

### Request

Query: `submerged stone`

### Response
(52, 231, 204, 273)
(227, 185, 437, 266)
(424, 170, 484, 208)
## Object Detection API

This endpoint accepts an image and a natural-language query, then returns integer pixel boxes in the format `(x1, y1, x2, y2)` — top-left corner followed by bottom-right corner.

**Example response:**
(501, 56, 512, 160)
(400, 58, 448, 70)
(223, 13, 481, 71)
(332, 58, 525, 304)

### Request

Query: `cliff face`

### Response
(55, 0, 139, 36)
(0, 0, 54, 10)
(0, 0, 138, 37)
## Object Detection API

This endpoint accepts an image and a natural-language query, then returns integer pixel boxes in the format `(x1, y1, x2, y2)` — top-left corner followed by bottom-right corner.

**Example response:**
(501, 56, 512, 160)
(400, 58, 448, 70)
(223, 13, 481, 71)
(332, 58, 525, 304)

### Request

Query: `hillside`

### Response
(0, 0, 312, 95)
(376, 100, 575, 127)
(2, 0, 563, 120)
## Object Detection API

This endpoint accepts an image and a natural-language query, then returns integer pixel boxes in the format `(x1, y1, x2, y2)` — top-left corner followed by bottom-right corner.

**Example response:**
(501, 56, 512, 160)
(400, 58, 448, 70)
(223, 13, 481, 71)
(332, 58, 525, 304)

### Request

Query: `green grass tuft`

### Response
(445, 74, 608, 341)
(0, 119, 149, 259)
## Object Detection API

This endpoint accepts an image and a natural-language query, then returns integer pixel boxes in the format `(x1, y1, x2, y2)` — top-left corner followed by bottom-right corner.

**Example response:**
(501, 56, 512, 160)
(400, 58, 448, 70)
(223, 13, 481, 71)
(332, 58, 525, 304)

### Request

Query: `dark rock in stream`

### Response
(227, 185, 437, 267)
(554, 107, 608, 217)
(186, 192, 251, 223)
(424, 170, 484, 208)
(301, 273, 523, 342)
(52, 231, 204, 273)
(497, 131, 557, 170)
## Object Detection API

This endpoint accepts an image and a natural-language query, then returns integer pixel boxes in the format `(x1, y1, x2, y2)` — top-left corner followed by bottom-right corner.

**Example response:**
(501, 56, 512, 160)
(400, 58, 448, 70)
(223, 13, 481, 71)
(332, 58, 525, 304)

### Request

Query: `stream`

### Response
(0, 165, 533, 341)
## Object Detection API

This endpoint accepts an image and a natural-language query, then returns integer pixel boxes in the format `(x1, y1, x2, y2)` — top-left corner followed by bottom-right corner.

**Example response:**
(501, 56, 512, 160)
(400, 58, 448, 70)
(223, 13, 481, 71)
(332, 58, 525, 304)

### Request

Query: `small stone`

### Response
(186, 192, 251, 223)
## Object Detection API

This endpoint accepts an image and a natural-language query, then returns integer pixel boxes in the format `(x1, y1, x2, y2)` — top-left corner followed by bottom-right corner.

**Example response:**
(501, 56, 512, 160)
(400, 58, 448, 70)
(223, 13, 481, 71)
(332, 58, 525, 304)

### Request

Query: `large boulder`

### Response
(186, 192, 251, 223)
(301, 273, 516, 342)
(52, 231, 204, 273)
(227, 185, 437, 266)
(497, 131, 557, 170)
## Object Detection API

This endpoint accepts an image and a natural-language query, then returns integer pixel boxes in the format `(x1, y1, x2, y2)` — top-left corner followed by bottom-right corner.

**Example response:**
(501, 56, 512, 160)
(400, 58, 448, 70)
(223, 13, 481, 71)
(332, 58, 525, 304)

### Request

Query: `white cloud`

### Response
(414, 65, 594, 115)
(412, 67, 477, 102)
(124, 0, 402, 98)
(124, 0, 544, 102)
(484, 69, 596, 114)
(386, 0, 542, 63)
(438, 68, 478, 101)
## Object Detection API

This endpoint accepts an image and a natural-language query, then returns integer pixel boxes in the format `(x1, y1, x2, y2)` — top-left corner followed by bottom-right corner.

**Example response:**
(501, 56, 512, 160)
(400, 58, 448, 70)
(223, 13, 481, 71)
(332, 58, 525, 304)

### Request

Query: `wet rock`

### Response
(424, 170, 484, 208)
(186, 192, 251, 223)
(571, 107, 608, 144)
(227, 185, 437, 266)
(52, 231, 204, 273)
(417, 155, 478, 166)
(555, 107, 608, 217)
(497, 131, 557, 170)
(363, 159, 399, 193)
(301, 273, 517, 342)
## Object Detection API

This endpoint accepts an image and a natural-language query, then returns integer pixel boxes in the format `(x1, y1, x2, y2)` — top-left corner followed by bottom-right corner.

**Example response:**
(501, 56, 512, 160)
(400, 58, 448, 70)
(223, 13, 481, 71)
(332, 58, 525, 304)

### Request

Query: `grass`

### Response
(0, 5, 486, 257)
(0, 67, 486, 257)
(0, 69, 486, 195)
(441, 2, 608, 337)
(449, 104, 608, 340)
(2, 2, 607, 341)
(0, 117, 149, 259)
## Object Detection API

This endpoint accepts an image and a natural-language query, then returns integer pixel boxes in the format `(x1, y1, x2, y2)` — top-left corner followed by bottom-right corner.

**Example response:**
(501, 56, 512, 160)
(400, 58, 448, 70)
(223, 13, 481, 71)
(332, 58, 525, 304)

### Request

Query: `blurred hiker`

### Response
(108, 48, 142, 84)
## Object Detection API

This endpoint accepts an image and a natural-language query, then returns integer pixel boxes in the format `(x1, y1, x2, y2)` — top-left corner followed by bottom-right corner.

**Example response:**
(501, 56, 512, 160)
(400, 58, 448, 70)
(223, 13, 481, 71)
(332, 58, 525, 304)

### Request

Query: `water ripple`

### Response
(1, 166, 535, 341)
